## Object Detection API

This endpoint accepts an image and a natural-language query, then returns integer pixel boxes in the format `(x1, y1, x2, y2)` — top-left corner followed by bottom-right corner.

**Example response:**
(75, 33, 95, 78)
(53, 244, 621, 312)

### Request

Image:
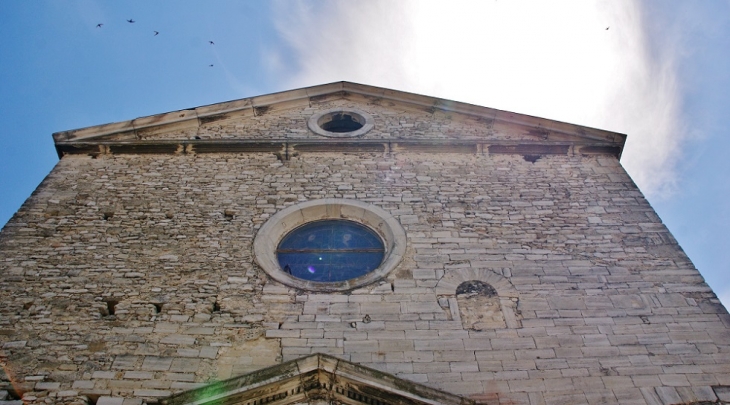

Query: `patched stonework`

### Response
(435, 268, 521, 329)
(455, 281, 507, 330)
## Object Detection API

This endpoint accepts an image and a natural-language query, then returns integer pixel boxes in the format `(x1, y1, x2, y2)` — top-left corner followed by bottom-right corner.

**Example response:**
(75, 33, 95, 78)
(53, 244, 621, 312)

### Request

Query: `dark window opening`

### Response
(4, 389, 21, 400)
(276, 220, 384, 282)
(320, 113, 364, 133)
(85, 394, 102, 405)
(105, 300, 119, 316)
(456, 280, 498, 298)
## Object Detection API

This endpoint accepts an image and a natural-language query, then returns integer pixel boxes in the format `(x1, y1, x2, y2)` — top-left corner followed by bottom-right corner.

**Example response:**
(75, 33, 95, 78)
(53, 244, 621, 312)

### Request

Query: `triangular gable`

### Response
(52, 82, 626, 159)
(162, 354, 473, 405)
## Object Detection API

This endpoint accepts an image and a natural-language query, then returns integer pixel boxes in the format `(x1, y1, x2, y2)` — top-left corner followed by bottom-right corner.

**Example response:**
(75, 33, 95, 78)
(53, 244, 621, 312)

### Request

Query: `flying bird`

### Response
(209, 64, 214, 67)
(154, 31, 159, 36)
(96, 23, 103, 28)
(606, 26, 610, 30)
(209, 41, 215, 45)
(127, 19, 135, 23)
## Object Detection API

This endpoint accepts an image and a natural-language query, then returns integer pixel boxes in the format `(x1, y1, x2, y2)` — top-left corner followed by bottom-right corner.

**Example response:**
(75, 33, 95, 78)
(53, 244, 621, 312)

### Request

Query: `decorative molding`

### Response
(52, 81, 626, 148)
(162, 353, 474, 405)
(54, 139, 623, 159)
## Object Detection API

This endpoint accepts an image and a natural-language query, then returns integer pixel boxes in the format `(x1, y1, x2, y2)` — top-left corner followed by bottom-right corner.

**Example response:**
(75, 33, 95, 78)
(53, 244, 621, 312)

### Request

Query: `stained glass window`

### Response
(276, 220, 385, 282)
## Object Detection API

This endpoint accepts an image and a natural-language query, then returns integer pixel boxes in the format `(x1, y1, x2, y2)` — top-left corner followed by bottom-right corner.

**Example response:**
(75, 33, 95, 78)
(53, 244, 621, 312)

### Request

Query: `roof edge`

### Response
(52, 81, 626, 147)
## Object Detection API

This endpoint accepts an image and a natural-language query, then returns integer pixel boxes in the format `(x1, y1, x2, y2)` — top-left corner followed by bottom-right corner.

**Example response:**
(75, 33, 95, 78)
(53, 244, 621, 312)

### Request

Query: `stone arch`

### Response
(436, 268, 521, 329)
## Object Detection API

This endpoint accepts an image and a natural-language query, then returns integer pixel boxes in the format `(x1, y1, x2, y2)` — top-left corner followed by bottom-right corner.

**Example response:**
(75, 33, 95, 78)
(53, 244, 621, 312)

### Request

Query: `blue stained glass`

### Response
(277, 220, 385, 282)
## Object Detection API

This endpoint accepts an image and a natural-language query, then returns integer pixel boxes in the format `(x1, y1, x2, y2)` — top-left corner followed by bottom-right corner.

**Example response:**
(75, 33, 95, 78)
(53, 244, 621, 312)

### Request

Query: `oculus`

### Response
(254, 199, 406, 292)
(276, 220, 385, 282)
(307, 108, 374, 138)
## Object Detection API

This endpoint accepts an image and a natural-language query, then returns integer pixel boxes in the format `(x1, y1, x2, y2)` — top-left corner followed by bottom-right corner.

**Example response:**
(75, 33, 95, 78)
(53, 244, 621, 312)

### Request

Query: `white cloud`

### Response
(272, 0, 684, 199)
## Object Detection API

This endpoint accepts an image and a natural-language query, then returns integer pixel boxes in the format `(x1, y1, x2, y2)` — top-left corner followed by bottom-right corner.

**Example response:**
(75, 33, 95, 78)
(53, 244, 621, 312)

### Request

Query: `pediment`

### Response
(161, 354, 473, 405)
(53, 82, 626, 159)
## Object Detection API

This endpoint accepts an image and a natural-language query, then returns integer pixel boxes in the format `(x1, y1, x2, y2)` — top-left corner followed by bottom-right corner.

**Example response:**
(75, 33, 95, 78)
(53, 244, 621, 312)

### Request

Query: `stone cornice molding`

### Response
(54, 138, 624, 159)
(52, 82, 627, 153)
(162, 353, 474, 405)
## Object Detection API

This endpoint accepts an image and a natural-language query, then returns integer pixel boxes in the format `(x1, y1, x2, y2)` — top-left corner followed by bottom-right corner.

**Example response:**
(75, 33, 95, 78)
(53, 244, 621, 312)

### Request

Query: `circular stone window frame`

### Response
(307, 108, 374, 138)
(253, 199, 406, 292)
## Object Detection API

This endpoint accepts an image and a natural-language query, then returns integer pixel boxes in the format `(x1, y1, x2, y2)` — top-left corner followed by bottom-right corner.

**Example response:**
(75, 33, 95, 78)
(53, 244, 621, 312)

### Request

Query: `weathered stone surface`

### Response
(1, 84, 727, 405)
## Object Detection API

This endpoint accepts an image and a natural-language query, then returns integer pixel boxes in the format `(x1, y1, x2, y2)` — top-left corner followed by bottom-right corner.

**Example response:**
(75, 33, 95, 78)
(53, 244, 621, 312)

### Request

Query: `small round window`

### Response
(276, 220, 385, 282)
(320, 113, 364, 133)
(308, 108, 374, 138)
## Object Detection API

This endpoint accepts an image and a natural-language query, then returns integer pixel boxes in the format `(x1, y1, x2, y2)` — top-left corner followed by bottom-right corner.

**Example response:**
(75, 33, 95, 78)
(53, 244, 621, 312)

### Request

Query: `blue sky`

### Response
(1, 1, 729, 306)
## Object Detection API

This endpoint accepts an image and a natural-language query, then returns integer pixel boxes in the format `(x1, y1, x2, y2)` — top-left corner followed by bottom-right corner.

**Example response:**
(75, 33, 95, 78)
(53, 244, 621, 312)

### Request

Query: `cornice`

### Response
(55, 138, 623, 159)
(52, 81, 627, 150)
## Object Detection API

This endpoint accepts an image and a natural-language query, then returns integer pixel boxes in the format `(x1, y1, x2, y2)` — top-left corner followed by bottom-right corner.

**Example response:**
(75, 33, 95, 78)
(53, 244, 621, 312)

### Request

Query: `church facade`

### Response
(1, 82, 728, 405)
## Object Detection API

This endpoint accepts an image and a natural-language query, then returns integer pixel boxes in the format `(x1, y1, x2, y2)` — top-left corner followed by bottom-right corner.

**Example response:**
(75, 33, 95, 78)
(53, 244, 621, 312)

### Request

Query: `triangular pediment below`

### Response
(161, 354, 472, 405)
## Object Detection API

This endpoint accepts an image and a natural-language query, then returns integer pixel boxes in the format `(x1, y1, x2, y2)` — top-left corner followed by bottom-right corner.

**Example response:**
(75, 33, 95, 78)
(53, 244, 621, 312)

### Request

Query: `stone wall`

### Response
(1, 150, 729, 405)
(135, 97, 510, 142)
